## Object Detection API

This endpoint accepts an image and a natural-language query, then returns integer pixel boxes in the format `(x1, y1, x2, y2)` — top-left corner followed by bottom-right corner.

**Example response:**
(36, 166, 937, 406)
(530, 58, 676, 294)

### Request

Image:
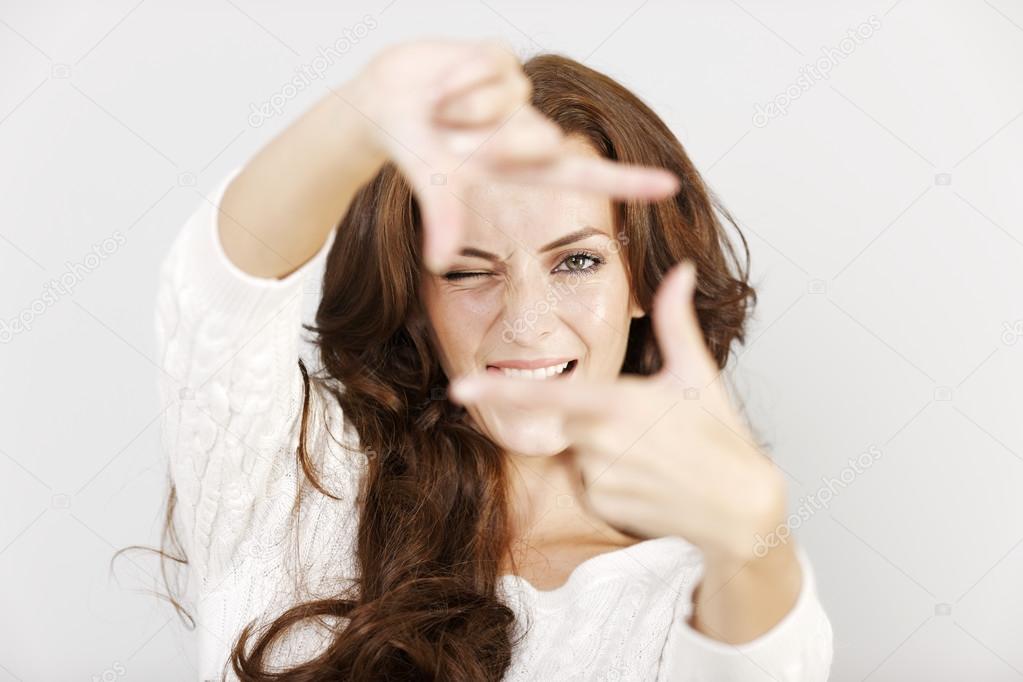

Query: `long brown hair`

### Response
(139, 52, 757, 681)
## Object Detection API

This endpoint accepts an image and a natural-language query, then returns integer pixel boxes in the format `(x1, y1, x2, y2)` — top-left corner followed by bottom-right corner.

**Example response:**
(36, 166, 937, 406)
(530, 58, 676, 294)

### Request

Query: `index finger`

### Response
(486, 152, 681, 201)
(448, 373, 615, 418)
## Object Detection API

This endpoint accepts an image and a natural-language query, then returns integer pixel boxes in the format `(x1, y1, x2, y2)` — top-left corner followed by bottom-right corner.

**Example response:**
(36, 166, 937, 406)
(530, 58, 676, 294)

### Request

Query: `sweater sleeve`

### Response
(154, 166, 337, 586)
(657, 545, 834, 681)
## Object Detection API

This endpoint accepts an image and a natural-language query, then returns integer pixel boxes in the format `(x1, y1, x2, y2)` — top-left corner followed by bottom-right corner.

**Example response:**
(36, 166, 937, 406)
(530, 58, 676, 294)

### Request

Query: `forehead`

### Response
(458, 138, 614, 252)
(460, 183, 614, 251)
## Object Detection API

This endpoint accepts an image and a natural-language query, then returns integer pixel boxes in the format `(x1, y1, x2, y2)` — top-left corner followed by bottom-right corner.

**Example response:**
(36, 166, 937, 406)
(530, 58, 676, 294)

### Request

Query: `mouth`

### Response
(485, 359, 578, 380)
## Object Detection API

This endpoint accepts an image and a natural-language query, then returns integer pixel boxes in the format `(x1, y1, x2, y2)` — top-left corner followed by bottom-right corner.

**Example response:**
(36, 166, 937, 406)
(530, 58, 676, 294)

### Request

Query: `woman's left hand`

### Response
(449, 261, 787, 565)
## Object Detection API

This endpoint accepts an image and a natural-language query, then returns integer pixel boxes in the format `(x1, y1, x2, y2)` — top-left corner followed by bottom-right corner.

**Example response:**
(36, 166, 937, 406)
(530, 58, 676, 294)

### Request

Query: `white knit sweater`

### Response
(155, 168, 834, 681)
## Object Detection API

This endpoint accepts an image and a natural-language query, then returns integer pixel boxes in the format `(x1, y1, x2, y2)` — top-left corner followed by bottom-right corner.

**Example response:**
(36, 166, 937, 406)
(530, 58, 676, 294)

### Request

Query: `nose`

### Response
(500, 262, 557, 346)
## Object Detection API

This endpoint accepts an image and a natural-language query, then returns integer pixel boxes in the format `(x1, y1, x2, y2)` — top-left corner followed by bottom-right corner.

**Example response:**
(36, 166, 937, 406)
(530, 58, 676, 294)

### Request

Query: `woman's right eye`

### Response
(442, 271, 491, 281)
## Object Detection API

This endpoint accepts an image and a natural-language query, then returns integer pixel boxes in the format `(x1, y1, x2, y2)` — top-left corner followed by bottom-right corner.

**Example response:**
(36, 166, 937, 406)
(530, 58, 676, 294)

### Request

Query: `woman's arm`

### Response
(218, 75, 386, 280)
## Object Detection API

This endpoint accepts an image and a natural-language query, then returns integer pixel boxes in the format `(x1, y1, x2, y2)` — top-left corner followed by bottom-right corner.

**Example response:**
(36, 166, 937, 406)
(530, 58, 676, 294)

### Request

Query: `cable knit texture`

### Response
(154, 169, 835, 681)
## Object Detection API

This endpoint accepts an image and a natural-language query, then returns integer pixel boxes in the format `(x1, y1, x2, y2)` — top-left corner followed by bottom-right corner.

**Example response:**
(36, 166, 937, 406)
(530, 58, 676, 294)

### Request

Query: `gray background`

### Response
(1, 0, 1021, 680)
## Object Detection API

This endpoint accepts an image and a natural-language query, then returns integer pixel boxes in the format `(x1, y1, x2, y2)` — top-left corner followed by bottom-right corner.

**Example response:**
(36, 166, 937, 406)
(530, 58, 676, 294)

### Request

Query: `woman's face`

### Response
(421, 137, 645, 456)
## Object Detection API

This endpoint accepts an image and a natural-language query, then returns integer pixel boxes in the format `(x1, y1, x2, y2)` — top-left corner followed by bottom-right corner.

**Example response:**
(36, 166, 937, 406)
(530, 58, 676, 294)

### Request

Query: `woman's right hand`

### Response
(346, 39, 681, 272)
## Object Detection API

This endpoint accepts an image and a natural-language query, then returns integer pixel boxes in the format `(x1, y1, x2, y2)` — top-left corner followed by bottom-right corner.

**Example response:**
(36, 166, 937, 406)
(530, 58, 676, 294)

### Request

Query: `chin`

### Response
(471, 406, 569, 457)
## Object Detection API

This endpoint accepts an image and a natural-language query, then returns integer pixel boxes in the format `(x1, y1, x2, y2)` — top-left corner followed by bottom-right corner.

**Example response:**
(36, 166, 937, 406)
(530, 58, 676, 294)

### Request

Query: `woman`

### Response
(154, 39, 833, 680)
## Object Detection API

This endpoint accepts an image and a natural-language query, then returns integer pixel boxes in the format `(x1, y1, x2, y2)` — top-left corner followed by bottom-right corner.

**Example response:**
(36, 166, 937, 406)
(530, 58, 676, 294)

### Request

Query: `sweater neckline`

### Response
(498, 535, 693, 603)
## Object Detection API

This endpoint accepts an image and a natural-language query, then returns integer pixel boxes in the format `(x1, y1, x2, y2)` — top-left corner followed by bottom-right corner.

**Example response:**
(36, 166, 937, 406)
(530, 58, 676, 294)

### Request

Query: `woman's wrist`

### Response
(690, 538, 802, 644)
(679, 460, 800, 643)
(312, 75, 390, 181)
(693, 460, 788, 567)
(336, 68, 390, 163)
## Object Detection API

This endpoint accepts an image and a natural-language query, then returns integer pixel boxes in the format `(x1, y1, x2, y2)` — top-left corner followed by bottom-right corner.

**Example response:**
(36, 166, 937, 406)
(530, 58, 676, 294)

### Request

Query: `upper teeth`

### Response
(498, 361, 570, 380)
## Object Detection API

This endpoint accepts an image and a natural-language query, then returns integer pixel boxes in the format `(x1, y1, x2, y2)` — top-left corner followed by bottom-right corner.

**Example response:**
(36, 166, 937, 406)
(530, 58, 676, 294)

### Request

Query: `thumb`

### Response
(417, 177, 465, 274)
(651, 260, 717, 387)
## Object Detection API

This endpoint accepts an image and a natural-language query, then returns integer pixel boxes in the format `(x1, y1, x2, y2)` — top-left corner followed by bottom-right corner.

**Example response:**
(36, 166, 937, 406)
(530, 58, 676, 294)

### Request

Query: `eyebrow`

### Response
(457, 226, 608, 262)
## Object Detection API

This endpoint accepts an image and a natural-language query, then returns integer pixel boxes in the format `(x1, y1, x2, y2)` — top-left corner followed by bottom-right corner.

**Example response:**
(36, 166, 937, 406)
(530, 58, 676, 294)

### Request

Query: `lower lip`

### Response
(485, 359, 578, 378)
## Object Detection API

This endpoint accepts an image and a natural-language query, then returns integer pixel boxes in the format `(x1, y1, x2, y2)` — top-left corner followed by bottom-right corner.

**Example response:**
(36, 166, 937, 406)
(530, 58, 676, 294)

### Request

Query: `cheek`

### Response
(556, 273, 635, 380)
(457, 286, 503, 319)
(427, 287, 503, 373)
(561, 274, 635, 340)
